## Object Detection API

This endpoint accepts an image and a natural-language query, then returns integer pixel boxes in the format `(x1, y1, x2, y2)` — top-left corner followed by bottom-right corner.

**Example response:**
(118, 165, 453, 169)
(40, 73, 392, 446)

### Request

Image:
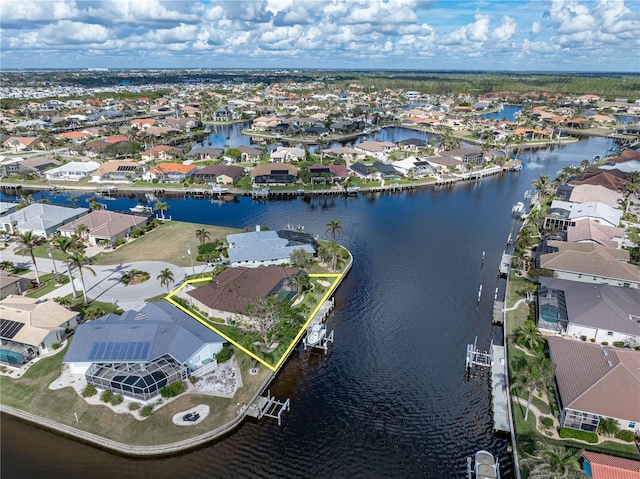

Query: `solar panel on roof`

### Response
(140, 342, 150, 358)
(88, 341, 151, 361)
(117, 165, 137, 172)
(0, 319, 25, 339)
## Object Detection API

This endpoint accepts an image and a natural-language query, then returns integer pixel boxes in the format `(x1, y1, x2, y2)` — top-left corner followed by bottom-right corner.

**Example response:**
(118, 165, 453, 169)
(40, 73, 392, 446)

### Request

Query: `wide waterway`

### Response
(0, 135, 617, 479)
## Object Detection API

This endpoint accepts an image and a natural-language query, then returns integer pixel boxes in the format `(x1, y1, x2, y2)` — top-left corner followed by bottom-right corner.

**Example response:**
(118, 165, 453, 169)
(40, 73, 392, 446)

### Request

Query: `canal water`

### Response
(0, 135, 616, 479)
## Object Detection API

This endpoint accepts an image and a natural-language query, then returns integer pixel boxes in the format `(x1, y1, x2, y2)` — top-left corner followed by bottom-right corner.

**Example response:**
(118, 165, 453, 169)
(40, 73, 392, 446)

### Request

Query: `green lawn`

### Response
(26, 273, 70, 298)
(0, 340, 271, 446)
(92, 220, 241, 267)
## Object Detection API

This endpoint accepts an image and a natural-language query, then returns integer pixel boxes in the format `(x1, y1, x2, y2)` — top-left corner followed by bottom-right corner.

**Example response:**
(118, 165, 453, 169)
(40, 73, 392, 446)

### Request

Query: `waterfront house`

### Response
(537, 277, 640, 344)
(140, 145, 181, 163)
(90, 161, 142, 183)
(130, 118, 156, 129)
(568, 185, 623, 209)
(193, 164, 245, 184)
(250, 163, 298, 185)
(269, 146, 305, 163)
(547, 337, 640, 434)
(424, 155, 463, 172)
(45, 161, 100, 181)
(0, 203, 89, 238)
(566, 218, 625, 249)
(544, 200, 623, 230)
(235, 146, 262, 163)
(581, 452, 640, 479)
(539, 241, 640, 288)
(143, 162, 197, 183)
(0, 296, 79, 365)
(226, 229, 317, 268)
(569, 170, 627, 192)
(189, 147, 224, 161)
(439, 148, 484, 169)
(0, 156, 60, 178)
(187, 265, 303, 323)
(63, 302, 225, 401)
(58, 210, 148, 246)
(354, 141, 396, 161)
(308, 164, 349, 182)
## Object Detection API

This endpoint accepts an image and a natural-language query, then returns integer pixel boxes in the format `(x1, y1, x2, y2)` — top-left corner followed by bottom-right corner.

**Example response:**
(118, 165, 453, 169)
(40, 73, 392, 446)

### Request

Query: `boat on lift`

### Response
(129, 204, 153, 213)
(306, 324, 326, 347)
(511, 202, 525, 218)
(467, 450, 500, 479)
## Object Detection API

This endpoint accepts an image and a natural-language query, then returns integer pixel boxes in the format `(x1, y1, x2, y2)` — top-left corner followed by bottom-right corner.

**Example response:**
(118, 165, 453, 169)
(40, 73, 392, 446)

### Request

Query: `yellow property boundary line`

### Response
(165, 273, 342, 372)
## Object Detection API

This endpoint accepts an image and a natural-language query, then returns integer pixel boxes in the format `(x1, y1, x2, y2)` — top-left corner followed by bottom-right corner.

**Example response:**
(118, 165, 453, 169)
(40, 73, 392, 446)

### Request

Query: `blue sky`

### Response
(1, 0, 639, 71)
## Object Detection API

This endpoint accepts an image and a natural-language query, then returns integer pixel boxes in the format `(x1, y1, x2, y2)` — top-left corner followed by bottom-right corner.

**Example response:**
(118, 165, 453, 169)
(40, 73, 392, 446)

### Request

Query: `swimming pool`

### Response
(0, 349, 25, 365)
(540, 304, 560, 323)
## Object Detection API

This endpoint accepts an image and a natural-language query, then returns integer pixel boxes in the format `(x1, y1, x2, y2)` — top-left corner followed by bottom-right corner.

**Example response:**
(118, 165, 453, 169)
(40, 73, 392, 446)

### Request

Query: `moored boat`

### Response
(511, 201, 524, 217)
(468, 450, 500, 479)
(130, 204, 153, 213)
(306, 324, 326, 347)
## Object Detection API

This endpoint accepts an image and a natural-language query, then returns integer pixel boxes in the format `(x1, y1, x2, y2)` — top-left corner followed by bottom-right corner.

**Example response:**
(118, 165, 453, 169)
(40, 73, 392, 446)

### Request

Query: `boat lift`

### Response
(465, 336, 493, 380)
(246, 390, 290, 426)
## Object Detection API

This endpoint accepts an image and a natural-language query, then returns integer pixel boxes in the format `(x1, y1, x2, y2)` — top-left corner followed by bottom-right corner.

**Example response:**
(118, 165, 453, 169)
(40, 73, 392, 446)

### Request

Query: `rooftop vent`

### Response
(607, 360, 613, 367)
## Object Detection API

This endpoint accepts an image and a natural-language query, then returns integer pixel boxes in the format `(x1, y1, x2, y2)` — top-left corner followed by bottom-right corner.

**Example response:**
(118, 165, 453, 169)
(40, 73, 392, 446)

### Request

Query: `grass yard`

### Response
(92, 221, 241, 267)
(0, 341, 271, 446)
(26, 273, 69, 298)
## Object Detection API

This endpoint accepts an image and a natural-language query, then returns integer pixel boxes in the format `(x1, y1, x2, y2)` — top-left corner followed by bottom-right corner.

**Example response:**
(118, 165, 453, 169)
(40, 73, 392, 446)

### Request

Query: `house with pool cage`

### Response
(0, 296, 79, 366)
(63, 302, 225, 402)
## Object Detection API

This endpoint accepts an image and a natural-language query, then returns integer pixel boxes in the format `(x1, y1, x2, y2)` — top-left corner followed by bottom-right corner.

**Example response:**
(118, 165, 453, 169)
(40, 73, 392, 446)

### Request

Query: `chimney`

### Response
(256, 225, 261, 232)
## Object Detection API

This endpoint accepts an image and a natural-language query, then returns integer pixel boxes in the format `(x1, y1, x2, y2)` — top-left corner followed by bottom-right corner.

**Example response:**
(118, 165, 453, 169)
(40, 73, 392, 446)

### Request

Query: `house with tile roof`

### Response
(63, 302, 225, 401)
(582, 452, 640, 479)
(193, 164, 245, 184)
(569, 185, 623, 209)
(566, 218, 625, 249)
(58, 210, 148, 246)
(547, 337, 640, 434)
(140, 145, 181, 163)
(90, 161, 142, 183)
(539, 241, 640, 288)
(537, 277, 640, 344)
(187, 265, 302, 322)
(545, 200, 623, 230)
(269, 146, 306, 163)
(0, 296, 79, 365)
(250, 163, 298, 185)
(44, 161, 101, 181)
(569, 170, 627, 192)
(0, 203, 89, 237)
(143, 162, 197, 183)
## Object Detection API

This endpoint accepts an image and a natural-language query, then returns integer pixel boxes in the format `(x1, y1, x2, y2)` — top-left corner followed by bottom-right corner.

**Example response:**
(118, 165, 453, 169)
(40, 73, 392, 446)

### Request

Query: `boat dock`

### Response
(492, 301, 505, 325)
(245, 390, 290, 426)
(498, 253, 511, 278)
(490, 345, 510, 434)
(303, 298, 335, 353)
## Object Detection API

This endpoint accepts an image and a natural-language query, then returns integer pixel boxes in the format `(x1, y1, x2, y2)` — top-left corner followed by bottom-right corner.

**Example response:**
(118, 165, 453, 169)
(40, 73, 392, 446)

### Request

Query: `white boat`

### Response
(306, 324, 326, 347)
(211, 184, 229, 194)
(475, 450, 500, 479)
(511, 202, 525, 217)
(130, 204, 153, 213)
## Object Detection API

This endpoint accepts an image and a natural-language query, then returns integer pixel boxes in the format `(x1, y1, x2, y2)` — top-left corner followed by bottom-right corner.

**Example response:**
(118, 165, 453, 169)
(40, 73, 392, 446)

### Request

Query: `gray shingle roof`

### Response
(226, 230, 315, 264)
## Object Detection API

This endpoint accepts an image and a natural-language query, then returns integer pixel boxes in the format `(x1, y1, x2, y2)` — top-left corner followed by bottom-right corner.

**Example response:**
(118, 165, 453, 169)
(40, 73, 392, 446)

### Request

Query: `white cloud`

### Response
(531, 21, 541, 35)
(493, 16, 517, 42)
(2, 0, 80, 22)
(145, 24, 198, 43)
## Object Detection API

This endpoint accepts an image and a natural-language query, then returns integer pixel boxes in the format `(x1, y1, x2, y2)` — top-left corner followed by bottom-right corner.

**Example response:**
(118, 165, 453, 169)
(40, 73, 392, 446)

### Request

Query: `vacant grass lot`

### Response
(0, 341, 270, 446)
(93, 221, 241, 267)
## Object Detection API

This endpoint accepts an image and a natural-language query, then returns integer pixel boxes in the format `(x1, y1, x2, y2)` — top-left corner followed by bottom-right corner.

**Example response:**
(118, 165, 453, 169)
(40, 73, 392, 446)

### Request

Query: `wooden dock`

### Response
(490, 345, 511, 434)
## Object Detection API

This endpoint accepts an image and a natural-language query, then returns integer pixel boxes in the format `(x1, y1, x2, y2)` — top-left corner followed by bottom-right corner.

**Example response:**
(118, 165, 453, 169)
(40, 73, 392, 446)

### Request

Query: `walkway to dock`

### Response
(490, 345, 510, 434)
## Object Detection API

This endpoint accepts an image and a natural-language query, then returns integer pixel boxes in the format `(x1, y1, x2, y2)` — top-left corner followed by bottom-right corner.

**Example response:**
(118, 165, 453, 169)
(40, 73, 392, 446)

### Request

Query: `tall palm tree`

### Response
(597, 417, 620, 437)
(195, 228, 211, 246)
(325, 219, 343, 240)
(157, 268, 175, 292)
(520, 441, 586, 479)
(153, 201, 169, 220)
(66, 251, 96, 306)
(531, 174, 551, 198)
(328, 241, 341, 272)
(17, 231, 46, 284)
(51, 236, 80, 299)
(510, 354, 555, 421)
(516, 321, 544, 352)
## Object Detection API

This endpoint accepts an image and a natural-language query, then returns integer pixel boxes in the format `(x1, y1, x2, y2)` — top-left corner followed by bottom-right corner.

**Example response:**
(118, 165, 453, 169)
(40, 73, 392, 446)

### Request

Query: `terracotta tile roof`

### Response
(149, 162, 196, 174)
(548, 338, 640, 423)
(582, 452, 640, 479)
(622, 150, 640, 161)
(566, 218, 625, 248)
(570, 171, 627, 192)
(187, 266, 300, 313)
(104, 135, 129, 144)
(569, 184, 623, 208)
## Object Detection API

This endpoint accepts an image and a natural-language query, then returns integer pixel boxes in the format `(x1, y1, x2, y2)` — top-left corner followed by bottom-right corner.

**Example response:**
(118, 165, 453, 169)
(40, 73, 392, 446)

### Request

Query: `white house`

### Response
(0, 203, 89, 238)
(45, 161, 100, 182)
(226, 229, 317, 268)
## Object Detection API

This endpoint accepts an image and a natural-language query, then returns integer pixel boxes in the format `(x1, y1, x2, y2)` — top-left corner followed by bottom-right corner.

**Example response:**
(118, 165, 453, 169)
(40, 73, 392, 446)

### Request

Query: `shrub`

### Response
(128, 402, 141, 411)
(84, 306, 105, 321)
(110, 394, 123, 406)
(114, 238, 125, 247)
(100, 390, 113, 403)
(601, 342, 608, 346)
(216, 347, 232, 363)
(589, 338, 595, 342)
(170, 381, 186, 396)
(130, 228, 145, 238)
(159, 386, 173, 398)
(82, 385, 97, 397)
(140, 405, 153, 417)
(615, 430, 636, 442)
(51, 343, 60, 350)
(558, 427, 598, 443)
(528, 268, 555, 279)
(541, 417, 554, 429)
(612, 341, 626, 348)
(198, 242, 220, 256)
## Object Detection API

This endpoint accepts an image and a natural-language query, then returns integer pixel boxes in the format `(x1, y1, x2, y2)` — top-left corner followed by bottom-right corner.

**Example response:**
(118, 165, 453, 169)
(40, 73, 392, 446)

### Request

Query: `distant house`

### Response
(1, 203, 89, 237)
(439, 148, 484, 168)
(0, 296, 79, 365)
(193, 165, 245, 185)
(63, 302, 225, 401)
(159, 118, 201, 130)
(424, 155, 463, 172)
(226, 229, 317, 268)
(236, 145, 262, 163)
(547, 337, 640, 434)
(187, 266, 303, 322)
(322, 147, 366, 162)
(539, 241, 640, 288)
(269, 146, 305, 163)
(537, 277, 640, 343)
(90, 161, 142, 183)
(45, 161, 101, 182)
(58, 210, 148, 246)
(250, 163, 298, 185)
(0, 271, 30, 300)
(354, 141, 396, 160)
(189, 147, 224, 161)
(140, 145, 181, 163)
(349, 161, 397, 180)
(143, 162, 196, 183)
(2, 137, 42, 152)
(0, 156, 60, 178)
(308, 164, 348, 182)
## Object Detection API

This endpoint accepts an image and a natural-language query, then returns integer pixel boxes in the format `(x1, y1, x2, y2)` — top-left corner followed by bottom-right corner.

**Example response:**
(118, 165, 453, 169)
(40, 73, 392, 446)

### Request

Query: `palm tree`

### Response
(66, 251, 96, 306)
(516, 321, 544, 352)
(597, 417, 620, 437)
(291, 272, 311, 296)
(531, 174, 551, 198)
(51, 236, 80, 299)
(157, 268, 175, 292)
(195, 228, 211, 246)
(68, 195, 79, 206)
(325, 219, 343, 240)
(521, 441, 586, 479)
(153, 201, 169, 220)
(510, 354, 555, 421)
(328, 241, 341, 272)
(17, 231, 46, 284)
